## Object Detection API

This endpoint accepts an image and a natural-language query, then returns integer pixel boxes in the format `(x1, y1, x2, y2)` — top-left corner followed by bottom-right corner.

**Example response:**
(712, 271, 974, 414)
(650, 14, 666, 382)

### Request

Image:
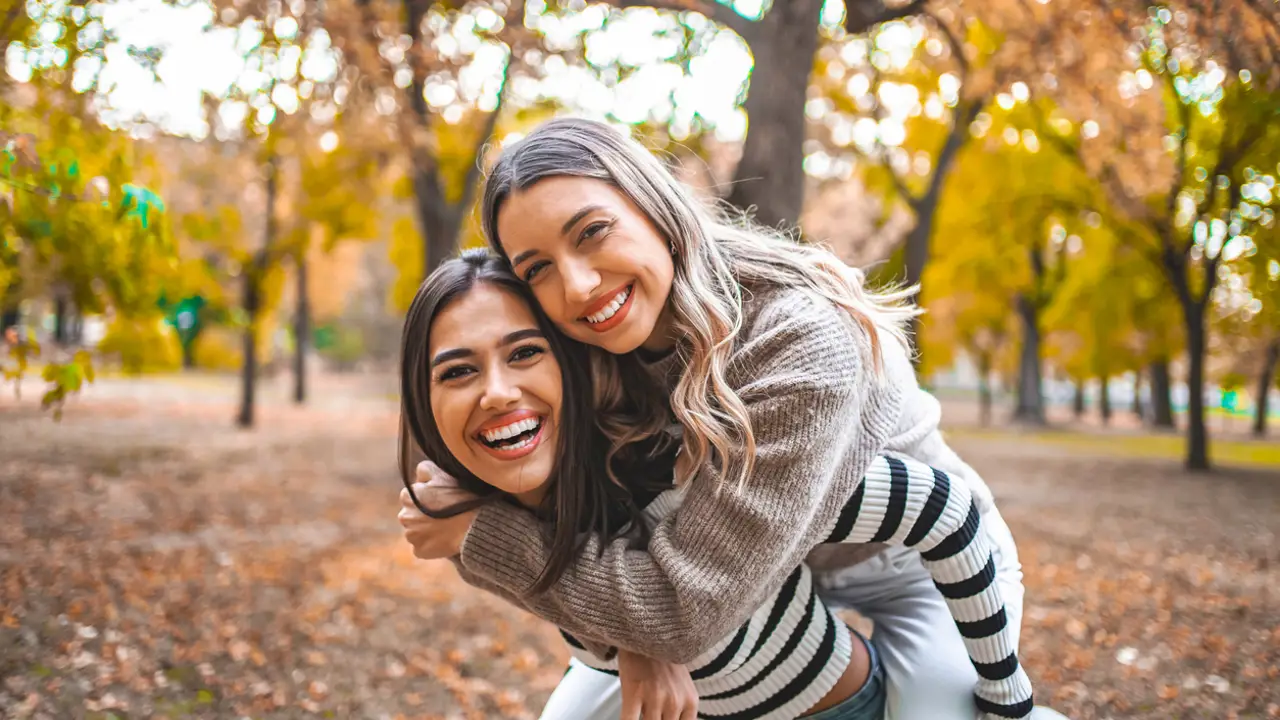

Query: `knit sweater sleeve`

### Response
(456, 289, 898, 664)
(823, 455, 1035, 719)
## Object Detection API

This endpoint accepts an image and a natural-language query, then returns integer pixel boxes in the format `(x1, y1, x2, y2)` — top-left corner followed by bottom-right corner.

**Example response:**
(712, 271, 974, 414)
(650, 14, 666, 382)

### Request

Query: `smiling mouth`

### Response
(580, 284, 634, 331)
(477, 416, 545, 452)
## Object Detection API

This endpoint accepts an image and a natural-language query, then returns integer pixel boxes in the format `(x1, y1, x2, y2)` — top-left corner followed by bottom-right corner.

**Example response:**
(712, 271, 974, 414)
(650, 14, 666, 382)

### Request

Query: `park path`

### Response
(1, 372, 1277, 719)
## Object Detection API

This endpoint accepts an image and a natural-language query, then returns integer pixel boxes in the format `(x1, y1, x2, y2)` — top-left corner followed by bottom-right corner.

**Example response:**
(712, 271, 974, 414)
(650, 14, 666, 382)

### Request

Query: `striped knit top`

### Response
(560, 454, 1033, 719)
(458, 286, 1035, 719)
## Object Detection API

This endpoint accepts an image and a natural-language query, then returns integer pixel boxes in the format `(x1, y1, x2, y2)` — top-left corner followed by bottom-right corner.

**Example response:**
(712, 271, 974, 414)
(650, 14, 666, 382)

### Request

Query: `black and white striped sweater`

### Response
(562, 454, 1034, 719)
(461, 287, 1034, 720)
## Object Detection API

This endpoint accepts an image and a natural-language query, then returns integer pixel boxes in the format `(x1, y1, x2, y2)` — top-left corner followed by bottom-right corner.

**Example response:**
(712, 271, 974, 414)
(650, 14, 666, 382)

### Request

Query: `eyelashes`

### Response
(433, 344, 547, 384)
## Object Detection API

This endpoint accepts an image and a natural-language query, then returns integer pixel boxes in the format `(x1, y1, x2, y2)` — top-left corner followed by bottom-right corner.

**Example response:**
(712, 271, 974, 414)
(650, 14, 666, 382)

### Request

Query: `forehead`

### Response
(428, 283, 537, 355)
(498, 177, 628, 232)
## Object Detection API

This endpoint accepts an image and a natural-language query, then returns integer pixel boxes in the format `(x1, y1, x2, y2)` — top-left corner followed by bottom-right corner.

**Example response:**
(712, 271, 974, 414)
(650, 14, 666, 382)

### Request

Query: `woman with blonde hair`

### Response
(402, 117, 1034, 720)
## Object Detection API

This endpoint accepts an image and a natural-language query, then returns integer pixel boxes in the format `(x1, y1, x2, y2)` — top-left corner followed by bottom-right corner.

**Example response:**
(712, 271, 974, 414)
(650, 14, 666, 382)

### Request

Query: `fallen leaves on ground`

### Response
(2, 373, 1277, 719)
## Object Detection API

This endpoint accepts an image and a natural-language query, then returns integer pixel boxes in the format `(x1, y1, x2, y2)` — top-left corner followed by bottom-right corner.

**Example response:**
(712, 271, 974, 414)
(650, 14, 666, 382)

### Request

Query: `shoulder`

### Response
(729, 284, 875, 394)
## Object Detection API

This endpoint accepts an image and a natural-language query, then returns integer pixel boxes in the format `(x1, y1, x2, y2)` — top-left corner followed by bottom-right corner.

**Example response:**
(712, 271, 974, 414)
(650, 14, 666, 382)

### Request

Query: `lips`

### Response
(579, 284, 635, 334)
(474, 410, 548, 461)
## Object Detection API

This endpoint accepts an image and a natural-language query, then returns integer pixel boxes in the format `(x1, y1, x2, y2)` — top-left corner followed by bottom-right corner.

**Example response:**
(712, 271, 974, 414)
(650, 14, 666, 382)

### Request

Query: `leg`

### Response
(539, 658, 623, 720)
(816, 506, 1024, 720)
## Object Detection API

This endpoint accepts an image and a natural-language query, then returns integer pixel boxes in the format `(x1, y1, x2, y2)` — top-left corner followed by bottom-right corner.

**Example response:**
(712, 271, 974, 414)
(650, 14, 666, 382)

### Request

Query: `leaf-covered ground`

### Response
(2, 374, 1277, 719)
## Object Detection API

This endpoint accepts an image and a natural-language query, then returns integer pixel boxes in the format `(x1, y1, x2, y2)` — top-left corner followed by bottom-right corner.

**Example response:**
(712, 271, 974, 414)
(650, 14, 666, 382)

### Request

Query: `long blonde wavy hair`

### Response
(481, 117, 919, 490)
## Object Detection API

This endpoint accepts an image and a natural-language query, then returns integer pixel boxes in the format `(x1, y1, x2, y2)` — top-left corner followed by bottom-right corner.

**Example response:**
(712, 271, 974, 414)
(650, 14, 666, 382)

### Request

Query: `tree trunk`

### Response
(1099, 375, 1112, 425)
(402, 0, 511, 277)
(53, 295, 69, 345)
(724, 0, 824, 229)
(1131, 368, 1144, 421)
(900, 100, 985, 362)
(1073, 379, 1085, 419)
(1184, 306, 1210, 470)
(1253, 339, 1279, 437)
(977, 351, 992, 427)
(238, 156, 278, 429)
(1149, 359, 1175, 428)
(1012, 293, 1045, 424)
(181, 341, 196, 370)
(294, 251, 309, 405)
(237, 271, 260, 429)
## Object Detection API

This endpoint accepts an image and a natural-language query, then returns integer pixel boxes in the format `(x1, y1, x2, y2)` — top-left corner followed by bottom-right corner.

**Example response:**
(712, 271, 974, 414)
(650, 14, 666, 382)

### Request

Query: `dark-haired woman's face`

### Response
(427, 284, 562, 506)
(497, 176, 675, 355)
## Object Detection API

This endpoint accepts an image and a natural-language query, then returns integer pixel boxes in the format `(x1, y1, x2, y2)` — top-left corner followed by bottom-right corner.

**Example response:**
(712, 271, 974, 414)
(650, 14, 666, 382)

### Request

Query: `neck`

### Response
(641, 305, 677, 353)
(514, 483, 550, 510)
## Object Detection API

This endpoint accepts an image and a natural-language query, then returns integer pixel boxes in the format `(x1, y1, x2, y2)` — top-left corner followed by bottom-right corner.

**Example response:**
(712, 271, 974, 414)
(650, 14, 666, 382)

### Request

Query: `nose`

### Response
(561, 257, 602, 307)
(479, 367, 521, 412)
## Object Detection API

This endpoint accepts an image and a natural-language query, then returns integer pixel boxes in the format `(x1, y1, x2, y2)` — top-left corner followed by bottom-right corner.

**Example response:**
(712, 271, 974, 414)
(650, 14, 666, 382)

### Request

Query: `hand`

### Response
(397, 461, 481, 560)
(617, 649, 698, 720)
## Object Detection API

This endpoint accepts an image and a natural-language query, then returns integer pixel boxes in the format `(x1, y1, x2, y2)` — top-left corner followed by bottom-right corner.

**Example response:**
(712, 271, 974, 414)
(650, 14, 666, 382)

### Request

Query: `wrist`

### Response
(452, 509, 480, 556)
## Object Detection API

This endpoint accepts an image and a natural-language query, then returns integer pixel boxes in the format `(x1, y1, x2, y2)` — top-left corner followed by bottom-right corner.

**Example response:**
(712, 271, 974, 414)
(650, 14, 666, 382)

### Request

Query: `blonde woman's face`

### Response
(497, 176, 676, 355)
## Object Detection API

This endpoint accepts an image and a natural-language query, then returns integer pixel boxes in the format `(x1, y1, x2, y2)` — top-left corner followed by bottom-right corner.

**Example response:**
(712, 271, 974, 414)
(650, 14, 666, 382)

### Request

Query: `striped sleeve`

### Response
(824, 455, 1035, 719)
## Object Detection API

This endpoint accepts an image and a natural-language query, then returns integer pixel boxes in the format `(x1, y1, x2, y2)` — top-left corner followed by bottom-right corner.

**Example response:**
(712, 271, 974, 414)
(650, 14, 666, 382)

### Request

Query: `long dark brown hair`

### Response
(398, 249, 664, 593)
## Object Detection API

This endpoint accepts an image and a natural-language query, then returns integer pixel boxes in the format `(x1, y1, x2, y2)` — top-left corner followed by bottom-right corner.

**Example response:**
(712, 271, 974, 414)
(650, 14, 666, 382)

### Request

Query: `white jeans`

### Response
(539, 506, 1024, 720)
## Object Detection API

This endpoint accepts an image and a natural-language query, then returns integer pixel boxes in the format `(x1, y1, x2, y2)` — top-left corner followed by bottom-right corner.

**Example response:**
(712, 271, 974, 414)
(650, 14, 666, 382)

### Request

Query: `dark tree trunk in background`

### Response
(1253, 339, 1279, 438)
(53, 296, 69, 345)
(400, 0, 512, 277)
(237, 265, 261, 429)
(1073, 380, 1085, 419)
(0, 307, 17, 334)
(1149, 359, 1175, 428)
(294, 252, 309, 405)
(238, 155, 278, 430)
(1013, 294, 1045, 424)
(725, 0, 824, 230)
(1183, 308, 1209, 470)
(977, 351, 993, 426)
(899, 101, 985, 363)
(721, 0, 931, 232)
(1099, 375, 1112, 425)
(1131, 368, 1144, 421)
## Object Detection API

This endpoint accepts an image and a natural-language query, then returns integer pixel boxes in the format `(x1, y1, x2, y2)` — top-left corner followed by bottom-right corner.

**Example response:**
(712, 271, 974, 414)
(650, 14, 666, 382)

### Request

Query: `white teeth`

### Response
(481, 417, 540, 444)
(586, 287, 631, 324)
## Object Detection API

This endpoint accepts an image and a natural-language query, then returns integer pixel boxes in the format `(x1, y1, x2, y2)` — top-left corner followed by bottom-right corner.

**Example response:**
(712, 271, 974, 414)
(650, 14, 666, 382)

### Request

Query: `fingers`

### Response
(401, 482, 466, 513)
(678, 696, 698, 720)
(416, 460, 458, 487)
(619, 685, 641, 720)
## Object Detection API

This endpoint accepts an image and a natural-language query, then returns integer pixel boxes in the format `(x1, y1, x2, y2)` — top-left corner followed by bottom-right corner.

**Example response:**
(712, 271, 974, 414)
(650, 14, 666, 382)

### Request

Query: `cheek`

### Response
(532, 284, 579, 333)
(539, 366, 565, 423)
(431, 394, 470, 453)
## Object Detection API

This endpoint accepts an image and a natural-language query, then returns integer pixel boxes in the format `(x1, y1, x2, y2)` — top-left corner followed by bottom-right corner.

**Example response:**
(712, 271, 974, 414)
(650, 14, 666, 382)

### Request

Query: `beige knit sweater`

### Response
(457, 285, 906, 658)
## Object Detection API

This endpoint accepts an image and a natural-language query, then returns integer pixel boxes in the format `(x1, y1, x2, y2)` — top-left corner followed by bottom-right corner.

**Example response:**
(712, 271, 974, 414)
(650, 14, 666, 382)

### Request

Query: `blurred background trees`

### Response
(2, 0, 1278, 470)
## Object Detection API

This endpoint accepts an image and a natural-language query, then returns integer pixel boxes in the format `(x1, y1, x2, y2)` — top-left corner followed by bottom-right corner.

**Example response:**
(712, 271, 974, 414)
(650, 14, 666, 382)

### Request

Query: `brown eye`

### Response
(438, 365, 475, 382)
(580, 220, 613, 244)
(509, 344, 545, 363)
(524, 260, 549, 282)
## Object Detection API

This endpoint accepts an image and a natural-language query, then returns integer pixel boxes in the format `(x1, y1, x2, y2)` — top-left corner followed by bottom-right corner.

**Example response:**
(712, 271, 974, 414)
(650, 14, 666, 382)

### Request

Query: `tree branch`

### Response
(1164, 72, 1191, 224)
(612, 0, 753, 38)
(926, 97, 984, 200)
(1197, 178, 1242, 309)
(455, 51, 514, 222)
(844, 0, 929, 35)
(925, 8, 968, 74)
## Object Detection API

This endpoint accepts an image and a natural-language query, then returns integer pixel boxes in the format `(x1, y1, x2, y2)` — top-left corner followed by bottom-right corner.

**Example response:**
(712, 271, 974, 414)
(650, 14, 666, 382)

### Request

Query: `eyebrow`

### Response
(429, 328, 544, 369)
(509, 204, 606, 269)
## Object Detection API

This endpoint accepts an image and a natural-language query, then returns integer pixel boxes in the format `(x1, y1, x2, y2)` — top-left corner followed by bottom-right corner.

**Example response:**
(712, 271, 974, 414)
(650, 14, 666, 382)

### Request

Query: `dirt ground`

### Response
(2, 372, 1277, 719)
